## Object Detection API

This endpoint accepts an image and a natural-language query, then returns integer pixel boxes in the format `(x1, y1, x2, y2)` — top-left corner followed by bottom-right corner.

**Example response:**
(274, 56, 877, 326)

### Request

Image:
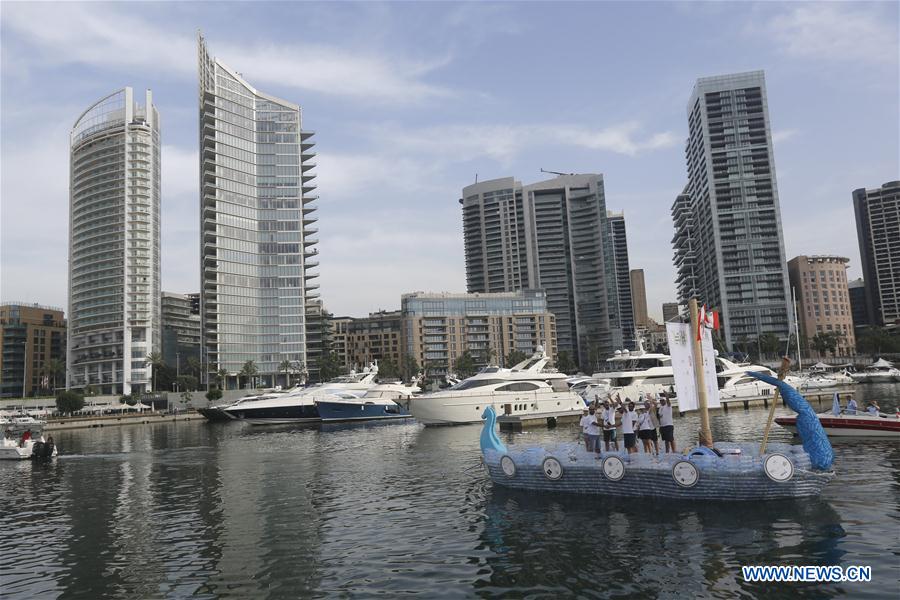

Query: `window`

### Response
(496, 382, 539, 392)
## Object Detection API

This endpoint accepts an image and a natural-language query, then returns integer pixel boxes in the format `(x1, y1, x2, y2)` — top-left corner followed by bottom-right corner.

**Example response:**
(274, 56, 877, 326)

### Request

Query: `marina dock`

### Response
(497, 410, 583, 431)
(45, 411, 205, 431)
(716, 389, 854, 413)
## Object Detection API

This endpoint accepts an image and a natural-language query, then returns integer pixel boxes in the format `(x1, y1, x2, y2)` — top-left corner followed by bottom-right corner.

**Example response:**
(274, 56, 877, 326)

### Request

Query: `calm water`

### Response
(2, 386, 899, 599)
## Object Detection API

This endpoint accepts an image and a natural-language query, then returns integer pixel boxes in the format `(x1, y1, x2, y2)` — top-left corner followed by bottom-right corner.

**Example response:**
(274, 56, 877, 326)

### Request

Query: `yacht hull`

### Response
(226, 403, 320, 425)
(410, 394, 585, 426)
(776, 414, 900, 438)
(315, 400, 412, 422)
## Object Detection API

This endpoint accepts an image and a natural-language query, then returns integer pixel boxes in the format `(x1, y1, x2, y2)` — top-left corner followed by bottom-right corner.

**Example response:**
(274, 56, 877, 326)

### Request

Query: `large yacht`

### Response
(409, 347, 585, 426)
(314, 383, 420, 422)
(223, 364, 381, 425)
(849, 358, 900, 383)
(198, 386, 298, 422)
(592, 340, 675, 401)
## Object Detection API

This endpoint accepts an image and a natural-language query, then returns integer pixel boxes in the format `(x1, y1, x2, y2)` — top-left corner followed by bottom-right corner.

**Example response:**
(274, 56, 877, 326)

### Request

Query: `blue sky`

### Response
(1, 1, 898, 320)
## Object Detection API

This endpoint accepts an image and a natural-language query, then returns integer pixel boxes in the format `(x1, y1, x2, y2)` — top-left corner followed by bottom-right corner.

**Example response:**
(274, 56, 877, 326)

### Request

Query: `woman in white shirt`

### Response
(620, 401, 638, 454)
(637, 404, 656, 455)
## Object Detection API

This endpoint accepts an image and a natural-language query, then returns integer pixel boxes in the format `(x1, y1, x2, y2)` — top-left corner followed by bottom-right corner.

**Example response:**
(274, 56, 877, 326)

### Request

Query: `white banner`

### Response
(666, 322, 720, 412)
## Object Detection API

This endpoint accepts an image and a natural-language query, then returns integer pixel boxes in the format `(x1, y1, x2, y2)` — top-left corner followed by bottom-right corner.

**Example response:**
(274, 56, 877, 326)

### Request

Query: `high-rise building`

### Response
(787, 256, 855, 356)
(461, 174, 623, 368)
(853, 181, 900, 327)
(608, 211, 635, 349)
(401, 290, 556, 376)
(630, 269, 649, 329)
(161, 292, 202, 376)
(198, 34, 319, 389)
(0, 303, 66, 397)
(68, 88, 160, 395)
(675, 71, 792, 349)
(662, 302, 681, 323)
(847, 278, 869, 334)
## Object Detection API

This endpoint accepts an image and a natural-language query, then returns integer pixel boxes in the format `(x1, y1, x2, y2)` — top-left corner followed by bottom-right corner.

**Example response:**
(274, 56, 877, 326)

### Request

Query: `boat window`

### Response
(450, 379, 506, 391)
(496, 382, 540, 392)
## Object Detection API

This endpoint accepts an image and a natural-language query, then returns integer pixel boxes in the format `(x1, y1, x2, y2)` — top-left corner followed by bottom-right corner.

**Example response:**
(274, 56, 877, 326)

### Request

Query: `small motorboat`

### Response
(776, 411, 900, 439)
(0, 435, 57, 460)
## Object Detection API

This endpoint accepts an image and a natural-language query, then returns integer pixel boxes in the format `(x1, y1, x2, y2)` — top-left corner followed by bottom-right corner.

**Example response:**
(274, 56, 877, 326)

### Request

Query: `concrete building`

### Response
(674, 71, 792, 349)
(461, 174, 623, 368)
(608, 211, 635, 349)
(848, 278, 869, 334)
(662, 302, 681, 323)
(346, 311, 403, 371)
(401, 290, 556, 376)
(199, 34, 319, 389)
(0, 304, 66, 397)
(630, 269, 649, 329)
(161, 292, 202, 376)
(328, 316, 352, 369)
(68, 88, 160, 395)
(787, 256, 855, 356)
(853, 181, 900, 327)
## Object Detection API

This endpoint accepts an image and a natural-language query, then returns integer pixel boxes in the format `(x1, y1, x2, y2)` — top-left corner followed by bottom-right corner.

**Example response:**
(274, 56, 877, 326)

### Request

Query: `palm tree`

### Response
(186, 356, 202, 379)
(239, 360, 258, 389)
(216, 367, 229, 390)
(279, 359, 293, 387)
(40, 358, 65, 393)
(145, 352, 165, 392)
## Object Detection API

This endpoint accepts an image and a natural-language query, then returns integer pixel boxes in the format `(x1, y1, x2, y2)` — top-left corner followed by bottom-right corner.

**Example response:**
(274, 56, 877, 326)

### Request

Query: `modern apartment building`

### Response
(460, 174, 623, 368)
(68, 88, 160, 395)
(674, 71, 792, 349)
(0, 303, 66, 397)
(328, 316, 352, 369)
(630, 269, 649, 330)
(345, 311, 403, 370)
(608, 211, 635, 349)
(161, 292, 202, 374)
(787, 256, 856, 356)
(401, 290, 556, 376)
(662, 302, 681, 323)
(848, 278, 869, 333)
(853, 181, 900, 327)
(198, 34, 319, 389)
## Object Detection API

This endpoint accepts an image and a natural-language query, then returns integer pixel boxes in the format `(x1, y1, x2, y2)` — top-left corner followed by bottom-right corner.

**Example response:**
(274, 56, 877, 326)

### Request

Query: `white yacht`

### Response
(849, 358, 900, 383)
(807, 362, 856, 386)
(314, 383, 420, 422)
(223, 363, 381, 425)
(592, 340, 675, 402)
(198, 385, 298, 422)
(409, 347, 584, 426)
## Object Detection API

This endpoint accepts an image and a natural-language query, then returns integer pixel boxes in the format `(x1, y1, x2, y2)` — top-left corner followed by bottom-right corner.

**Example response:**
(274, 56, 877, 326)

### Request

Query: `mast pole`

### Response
(689, 298, 713, 447)
(792, 286, 802, 372)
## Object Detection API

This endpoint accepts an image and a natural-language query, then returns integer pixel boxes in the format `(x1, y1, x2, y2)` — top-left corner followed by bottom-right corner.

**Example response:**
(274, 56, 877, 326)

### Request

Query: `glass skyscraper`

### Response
(68, 88, 160, 395)
(198, 35, 319, 387)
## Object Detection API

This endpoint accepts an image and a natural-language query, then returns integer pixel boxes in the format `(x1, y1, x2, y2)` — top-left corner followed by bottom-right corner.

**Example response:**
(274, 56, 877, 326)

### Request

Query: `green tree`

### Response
(176, 375, 198, 392)
(216, 367, 229, 389)
(279, 359, 293, 387)
(40, 358, 65, 393)
(856, 327, 898, 356)
(555, 351, 575, 374)
(401, 355, 420, 382)
(239, 360, 259, 389)
(317, 350, 343, 382)
(144, 352, 166, 391)
(505, 349, 528, 368)
(186, 356, 202, 379)
(454, 351, 477, 379)
(377, 357, 401, 379)
(757, 333, 781, 359)
(205, 385, 223, 402)
(179, 390, 193, 409)
(811, 333, 829, 357)
(56, 390, 84, 414)
(290, 361, 307, 385)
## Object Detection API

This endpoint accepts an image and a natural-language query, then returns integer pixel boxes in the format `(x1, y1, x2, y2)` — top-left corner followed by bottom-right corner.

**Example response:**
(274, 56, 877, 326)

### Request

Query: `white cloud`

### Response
(758, 3, 898, 64)
(772, 129, 799, 144)
(1, 3, 452, 104)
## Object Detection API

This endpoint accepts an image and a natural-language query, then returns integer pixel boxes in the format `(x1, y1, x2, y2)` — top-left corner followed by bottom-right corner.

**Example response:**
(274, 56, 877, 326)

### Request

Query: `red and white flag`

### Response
(696, 304, 720, 340)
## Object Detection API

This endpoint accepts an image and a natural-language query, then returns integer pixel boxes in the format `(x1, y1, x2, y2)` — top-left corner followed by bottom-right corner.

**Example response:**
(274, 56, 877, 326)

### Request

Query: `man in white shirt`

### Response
(637, 403, 656, 454)
(601, 401, 619, 451)
(658, 394, 676, 453)
(620, 401, 638, 454)
(580, 408, 601, 453)
(846, 397, 858, 415)
(579, 408, 593, 452)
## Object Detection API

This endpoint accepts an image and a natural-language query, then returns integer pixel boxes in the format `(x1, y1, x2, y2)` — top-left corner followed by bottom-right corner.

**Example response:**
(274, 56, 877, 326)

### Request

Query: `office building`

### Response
(401, 290, 556, 376)
(346, 311, 403, 370)
(674, 71, 792, 349)
(161, 292, 202, 375)
(662, 302, 681, 323)
(68, 88, 160, 395)
(848, 278, 869, 333)
(787, 256, 855, 356)
(853, 181, 900, 327)
(630, 269, 649, 329)
(0, 303, 66, 397)
(461, 174, 623, 368)
(199, 34, 319, 389)
(608, 211, 635, 349)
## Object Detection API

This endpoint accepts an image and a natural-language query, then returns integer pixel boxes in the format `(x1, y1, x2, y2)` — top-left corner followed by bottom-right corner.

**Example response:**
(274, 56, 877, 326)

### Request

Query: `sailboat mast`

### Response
(792, 286, 802, 372)
(689, 298, 713, 447)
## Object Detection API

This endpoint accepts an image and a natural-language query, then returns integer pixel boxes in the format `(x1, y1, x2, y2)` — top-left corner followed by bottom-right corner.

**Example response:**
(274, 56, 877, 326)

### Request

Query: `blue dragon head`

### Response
(480, 405, 507, 455)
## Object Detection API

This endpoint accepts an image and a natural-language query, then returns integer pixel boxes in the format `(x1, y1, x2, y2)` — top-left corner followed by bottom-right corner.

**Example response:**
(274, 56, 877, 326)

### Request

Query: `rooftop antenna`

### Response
(541, 168, 575, 177)
(475, 173, 478, 183)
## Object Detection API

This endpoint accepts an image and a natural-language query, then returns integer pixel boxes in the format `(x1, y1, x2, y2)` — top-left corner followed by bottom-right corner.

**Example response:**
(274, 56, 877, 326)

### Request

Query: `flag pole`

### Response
(689, 298, 713, 447)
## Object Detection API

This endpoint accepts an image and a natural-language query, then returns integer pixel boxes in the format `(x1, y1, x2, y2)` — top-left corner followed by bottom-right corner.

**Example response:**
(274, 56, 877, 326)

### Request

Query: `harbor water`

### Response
(1, 385, 898, 599)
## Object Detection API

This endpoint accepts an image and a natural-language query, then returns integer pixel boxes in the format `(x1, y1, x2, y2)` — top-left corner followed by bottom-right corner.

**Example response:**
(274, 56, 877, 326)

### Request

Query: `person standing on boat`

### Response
(637, 404, 656, 455)
(601, 401, 618, 451)
(621, 402, 638, 454)
(658, 394, 676, 453)
(648, 399, 661, 455)
(580, 408, 600, 453)
(846, 397, 858, 415)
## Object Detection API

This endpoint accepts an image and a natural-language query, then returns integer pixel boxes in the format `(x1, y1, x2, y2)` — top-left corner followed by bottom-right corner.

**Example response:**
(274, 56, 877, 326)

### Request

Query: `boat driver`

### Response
(866, 402, 880, 415)
(846, 397, 858, 415)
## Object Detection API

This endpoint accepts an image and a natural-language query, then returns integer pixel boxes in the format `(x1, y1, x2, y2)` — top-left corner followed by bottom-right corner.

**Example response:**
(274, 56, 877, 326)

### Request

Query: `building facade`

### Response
(345, 311, 403, 371)
(674, 71, 793, 349)
(68, 88, 160, 395)
(853, 181, 900, 327)
(787, 256, 855, 356)
(199, 34, 319, 389)
(328, 316, 352, 369)
(0, 304, 66, 397)
(662, 302, 681, 323)
(848, 278, 869, 334)
(461, 174, 623, 368)
(630, 269, 649, 329)
(401, 290, 556, 376)
(161, 292, 202, 376)
(608, 211, 635, 349)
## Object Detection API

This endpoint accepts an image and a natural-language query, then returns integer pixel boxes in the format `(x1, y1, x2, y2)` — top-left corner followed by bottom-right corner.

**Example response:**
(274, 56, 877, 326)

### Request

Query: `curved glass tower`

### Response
(199, 35, 319, 388)
(68, 88, 161, 395)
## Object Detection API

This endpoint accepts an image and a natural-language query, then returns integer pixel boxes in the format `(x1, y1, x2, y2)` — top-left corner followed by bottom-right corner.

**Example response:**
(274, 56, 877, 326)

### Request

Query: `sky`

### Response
(1, 1, 898, 321)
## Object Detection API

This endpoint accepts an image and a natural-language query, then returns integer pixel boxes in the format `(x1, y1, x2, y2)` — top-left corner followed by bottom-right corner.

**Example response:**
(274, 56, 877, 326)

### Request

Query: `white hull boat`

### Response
(776, 411, 900, 439)
(0, 436, 57, 460)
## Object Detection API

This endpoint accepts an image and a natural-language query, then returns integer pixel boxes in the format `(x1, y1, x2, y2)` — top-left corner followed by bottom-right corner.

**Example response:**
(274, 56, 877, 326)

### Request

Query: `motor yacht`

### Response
(849, 359, 900, 383)
(314, 383, 419, 422)
(409, 347, 584, 426)
(593, 340, 676, 401)
(198, 386, 298, 422)
(223, 363, 381, 425)
(807, 362, 856, 386)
